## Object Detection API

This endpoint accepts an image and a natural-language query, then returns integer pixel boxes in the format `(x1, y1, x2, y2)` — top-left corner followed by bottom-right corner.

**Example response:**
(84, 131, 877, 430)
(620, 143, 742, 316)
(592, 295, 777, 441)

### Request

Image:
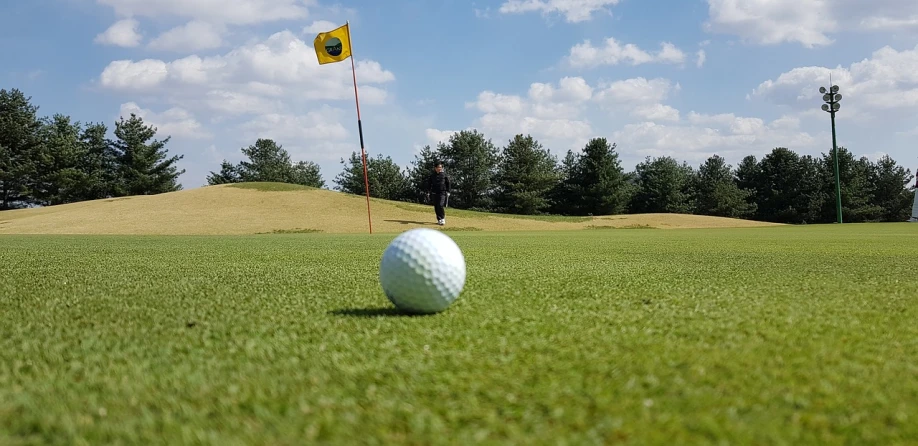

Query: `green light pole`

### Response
(820, 84, 843, 224)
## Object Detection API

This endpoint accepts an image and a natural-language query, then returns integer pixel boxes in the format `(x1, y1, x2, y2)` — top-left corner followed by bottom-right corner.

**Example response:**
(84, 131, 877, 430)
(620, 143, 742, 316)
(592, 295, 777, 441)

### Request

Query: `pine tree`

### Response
(436, 130, 499, 211)
(0, 88, 44, 209)
(109, 113, 184, 196)
(492, 134, 561, 214)
(693, 155, 756, 218)
(406, 145, 440, 203)
(555, 138, 631, 215)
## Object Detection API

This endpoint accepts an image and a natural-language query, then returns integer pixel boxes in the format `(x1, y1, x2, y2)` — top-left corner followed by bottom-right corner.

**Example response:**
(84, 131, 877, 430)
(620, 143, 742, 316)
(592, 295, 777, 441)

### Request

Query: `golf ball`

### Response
(379, 228, 466, 314)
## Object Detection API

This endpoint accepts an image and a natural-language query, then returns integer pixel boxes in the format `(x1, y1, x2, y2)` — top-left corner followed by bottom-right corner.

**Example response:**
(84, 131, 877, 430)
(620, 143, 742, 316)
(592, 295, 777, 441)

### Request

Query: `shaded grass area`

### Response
(1, 224, 916, 444)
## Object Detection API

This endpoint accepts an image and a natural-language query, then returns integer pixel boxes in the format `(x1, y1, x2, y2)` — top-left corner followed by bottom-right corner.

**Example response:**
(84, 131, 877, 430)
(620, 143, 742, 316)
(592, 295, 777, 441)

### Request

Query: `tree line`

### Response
(321, 130, 915, 224)
(1, 88, 184, 209)
(209, 129, 915, 224)
(3, 87, 915, 223)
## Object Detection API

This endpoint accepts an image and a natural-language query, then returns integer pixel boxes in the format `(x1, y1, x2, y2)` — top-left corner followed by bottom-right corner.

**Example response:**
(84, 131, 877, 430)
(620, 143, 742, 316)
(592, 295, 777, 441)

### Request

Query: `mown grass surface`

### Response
(1, 224, 916, 444)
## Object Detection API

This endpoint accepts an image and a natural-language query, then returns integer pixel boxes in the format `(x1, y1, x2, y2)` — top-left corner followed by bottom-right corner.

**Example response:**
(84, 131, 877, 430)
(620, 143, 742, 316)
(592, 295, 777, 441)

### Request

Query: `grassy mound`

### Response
(0, 182, 783, 235)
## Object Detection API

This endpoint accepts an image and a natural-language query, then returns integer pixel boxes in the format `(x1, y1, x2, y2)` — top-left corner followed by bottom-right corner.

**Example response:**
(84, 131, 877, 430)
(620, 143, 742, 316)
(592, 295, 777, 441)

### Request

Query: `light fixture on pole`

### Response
(820, 84, 843, 224)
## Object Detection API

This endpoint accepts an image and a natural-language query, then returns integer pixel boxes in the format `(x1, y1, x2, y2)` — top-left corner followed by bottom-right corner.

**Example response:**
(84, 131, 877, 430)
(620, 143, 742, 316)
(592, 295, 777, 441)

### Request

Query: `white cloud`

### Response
(302, 20, 339, 35)
(426, 128, 461, 145)
(96, 0, 313, 26)
(147, 20, 225, 52)
(594, 77, 677, 106)
(566, 37, 686, 68)
(696, 49, 706, 68)
(453, 77, 601, 152)
(97, 26, 402, 183)
(612, 114, 818, 164)
(440, 73, 825, 169)
(119, 102, 212, 139)
(633, 104, 680, 122)
(704, 0, 918, 48)
(467, 92, 525, 115)
(499, 0, 622, 22)
(657, 43, 686, 64)
(99, 30, 395, 105)
(94, 19, 143, 47)
(751, 44, 918, 122)
(240, 107, 348, 144)
(100, 59, 169, 89)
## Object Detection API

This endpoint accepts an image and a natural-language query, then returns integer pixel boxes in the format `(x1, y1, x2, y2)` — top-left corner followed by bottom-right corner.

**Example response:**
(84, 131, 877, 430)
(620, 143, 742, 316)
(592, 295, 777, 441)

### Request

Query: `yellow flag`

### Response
(313, 23, 351, 65)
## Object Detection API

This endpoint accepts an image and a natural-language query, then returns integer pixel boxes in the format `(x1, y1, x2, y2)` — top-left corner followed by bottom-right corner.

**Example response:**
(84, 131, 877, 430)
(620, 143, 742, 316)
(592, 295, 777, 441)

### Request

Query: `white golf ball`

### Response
(379, 228, 466, 314)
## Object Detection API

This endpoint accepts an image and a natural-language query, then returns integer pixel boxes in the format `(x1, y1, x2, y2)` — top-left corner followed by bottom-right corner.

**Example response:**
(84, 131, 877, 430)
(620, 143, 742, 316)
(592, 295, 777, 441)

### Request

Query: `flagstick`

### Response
(345, 20, 373, 234)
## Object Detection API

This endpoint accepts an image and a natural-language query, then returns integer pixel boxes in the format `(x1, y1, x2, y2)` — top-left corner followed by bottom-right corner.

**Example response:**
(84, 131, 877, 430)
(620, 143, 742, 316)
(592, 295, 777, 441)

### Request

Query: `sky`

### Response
(2, 0, 918, 190)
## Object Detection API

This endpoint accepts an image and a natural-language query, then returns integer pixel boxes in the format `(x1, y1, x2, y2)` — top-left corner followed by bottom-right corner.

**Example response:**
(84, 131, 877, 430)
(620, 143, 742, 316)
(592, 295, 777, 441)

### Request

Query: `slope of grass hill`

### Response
(0, 182, 784, 235)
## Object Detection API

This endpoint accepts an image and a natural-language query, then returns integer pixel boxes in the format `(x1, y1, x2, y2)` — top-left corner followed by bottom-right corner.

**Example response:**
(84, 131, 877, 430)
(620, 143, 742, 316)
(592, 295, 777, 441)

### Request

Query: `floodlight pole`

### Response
(820, 84, 843, 224)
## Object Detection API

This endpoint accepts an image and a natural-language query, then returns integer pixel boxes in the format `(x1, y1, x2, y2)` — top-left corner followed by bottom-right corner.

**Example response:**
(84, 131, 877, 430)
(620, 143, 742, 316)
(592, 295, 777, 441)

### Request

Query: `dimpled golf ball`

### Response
(379, 228, 466, 314)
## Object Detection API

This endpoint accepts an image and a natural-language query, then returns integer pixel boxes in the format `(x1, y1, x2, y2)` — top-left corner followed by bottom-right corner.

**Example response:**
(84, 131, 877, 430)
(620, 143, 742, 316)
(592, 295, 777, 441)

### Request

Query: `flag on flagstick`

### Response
(313, 24, 351, 65)
(313, 22, 373, 234)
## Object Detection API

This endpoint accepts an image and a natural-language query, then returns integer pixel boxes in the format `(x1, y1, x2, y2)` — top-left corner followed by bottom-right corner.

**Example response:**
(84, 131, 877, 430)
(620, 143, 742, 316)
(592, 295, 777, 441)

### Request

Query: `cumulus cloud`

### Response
(302, 20, 339, 34)
(97, 27, 400, 185)
(498, 0, 622, 22)
(750, 44, 918, 122)
(94, 19, 143, 47)
(434, 73, 825, 169)
(566, 37, 686, 68)
(594, 77, 676, 106)
(147, 20, 225, 52)
(96, 0, 313, 26)
(240, 106, 348, 144)
(99, 30, 395, 106)
(425, 129, 462, 145)
(119, 102, 212, 140)
(633, 104, 680, 123)
(453, 76, 598, 150)
(611, 115, 819, 165)
(704, 0, 918, 47)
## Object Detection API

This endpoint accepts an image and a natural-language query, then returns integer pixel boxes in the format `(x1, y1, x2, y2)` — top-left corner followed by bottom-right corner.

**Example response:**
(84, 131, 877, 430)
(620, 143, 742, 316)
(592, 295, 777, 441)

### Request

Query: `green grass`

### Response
(1, 224, 917, 444)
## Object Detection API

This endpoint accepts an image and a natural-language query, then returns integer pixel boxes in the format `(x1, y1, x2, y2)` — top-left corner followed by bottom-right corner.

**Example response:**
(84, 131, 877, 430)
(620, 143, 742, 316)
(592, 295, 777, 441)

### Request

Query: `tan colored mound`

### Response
(0, 183, 783, 235)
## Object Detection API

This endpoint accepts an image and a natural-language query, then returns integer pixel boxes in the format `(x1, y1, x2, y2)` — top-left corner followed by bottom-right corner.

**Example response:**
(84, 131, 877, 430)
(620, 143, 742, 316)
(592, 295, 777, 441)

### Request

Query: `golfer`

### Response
(426, 162, 451, 226)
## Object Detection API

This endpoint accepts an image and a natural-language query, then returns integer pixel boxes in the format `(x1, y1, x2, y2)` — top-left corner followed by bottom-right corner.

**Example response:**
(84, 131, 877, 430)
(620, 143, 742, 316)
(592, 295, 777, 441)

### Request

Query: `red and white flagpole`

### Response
(345, 21, 373, 234)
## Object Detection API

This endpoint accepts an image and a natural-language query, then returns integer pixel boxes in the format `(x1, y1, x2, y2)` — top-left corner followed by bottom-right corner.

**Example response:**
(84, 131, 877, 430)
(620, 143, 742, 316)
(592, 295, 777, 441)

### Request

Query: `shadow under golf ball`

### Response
(328, 307, 442, 318)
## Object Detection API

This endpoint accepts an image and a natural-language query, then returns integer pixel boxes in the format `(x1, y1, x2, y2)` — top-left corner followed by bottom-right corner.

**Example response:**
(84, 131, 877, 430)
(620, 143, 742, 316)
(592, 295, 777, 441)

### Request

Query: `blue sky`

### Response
(3, 0, 918, 189)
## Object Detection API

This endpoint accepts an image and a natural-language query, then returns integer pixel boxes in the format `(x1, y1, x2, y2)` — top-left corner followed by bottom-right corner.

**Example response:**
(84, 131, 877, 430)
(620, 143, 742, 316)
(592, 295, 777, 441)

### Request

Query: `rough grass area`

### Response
(1, 224, 916, 444)
(0, 182, 783, 235)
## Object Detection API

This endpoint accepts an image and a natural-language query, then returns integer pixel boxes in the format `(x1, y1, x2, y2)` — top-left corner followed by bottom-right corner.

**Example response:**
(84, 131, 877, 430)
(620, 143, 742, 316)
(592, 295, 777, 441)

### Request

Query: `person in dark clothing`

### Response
(426, 162, 451, 226)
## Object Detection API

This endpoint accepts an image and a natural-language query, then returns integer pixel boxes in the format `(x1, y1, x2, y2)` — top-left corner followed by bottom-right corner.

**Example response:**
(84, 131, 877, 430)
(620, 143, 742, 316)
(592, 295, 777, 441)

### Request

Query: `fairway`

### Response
(2, 223, 917, 443)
